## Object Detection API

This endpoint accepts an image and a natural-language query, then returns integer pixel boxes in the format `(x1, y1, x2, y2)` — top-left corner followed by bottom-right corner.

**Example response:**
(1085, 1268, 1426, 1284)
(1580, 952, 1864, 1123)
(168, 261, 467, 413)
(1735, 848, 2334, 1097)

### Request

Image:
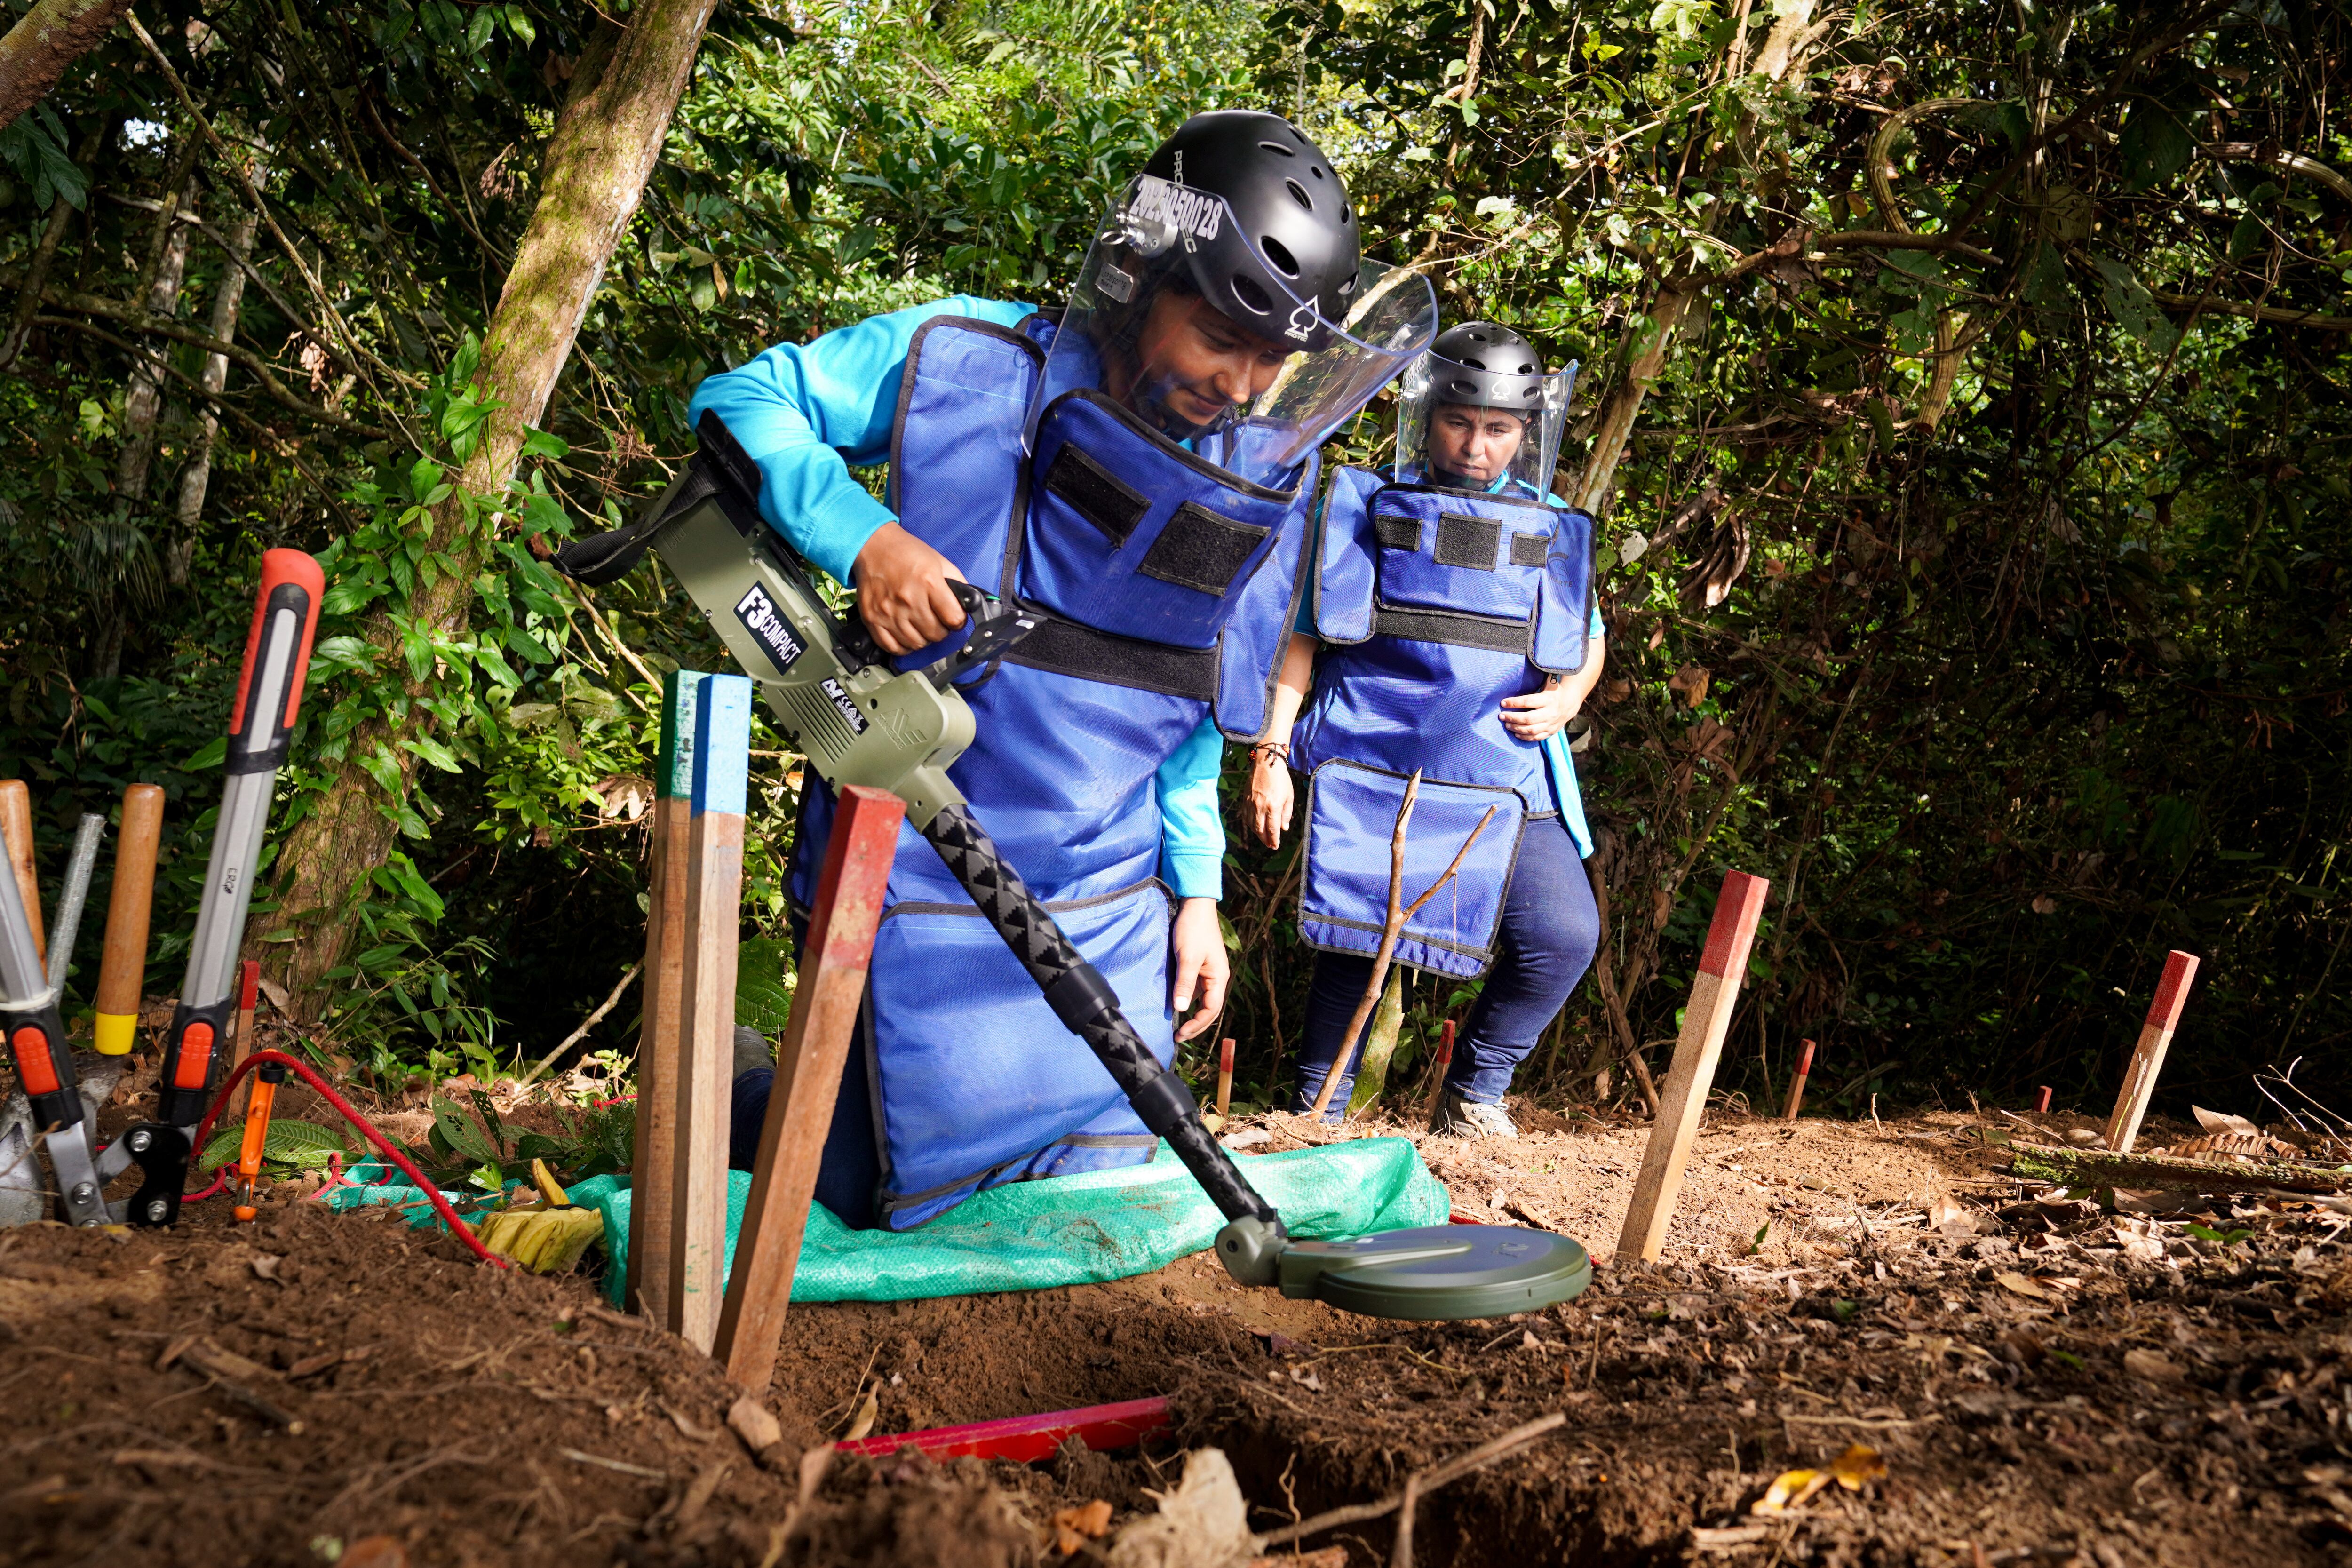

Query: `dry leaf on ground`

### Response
(2123, 1348, 2184, 1381)
(1055, 1499, 1115, 1555)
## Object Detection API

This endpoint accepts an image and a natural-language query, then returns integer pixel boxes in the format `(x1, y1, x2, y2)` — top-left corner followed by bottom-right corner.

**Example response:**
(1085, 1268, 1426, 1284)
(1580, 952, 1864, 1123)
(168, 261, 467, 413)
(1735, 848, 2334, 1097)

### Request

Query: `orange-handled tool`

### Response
(94, 784, 166, 1056)
(129, 549, 325, 1228)
(232, 1060, 287, 1222)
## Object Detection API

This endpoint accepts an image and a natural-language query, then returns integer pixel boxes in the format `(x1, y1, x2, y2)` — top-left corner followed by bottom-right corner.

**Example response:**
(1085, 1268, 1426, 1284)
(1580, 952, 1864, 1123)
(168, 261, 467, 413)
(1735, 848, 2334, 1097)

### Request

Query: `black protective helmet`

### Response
(1425, 322, 1549, 415)
(1138, 111, 1361, 350)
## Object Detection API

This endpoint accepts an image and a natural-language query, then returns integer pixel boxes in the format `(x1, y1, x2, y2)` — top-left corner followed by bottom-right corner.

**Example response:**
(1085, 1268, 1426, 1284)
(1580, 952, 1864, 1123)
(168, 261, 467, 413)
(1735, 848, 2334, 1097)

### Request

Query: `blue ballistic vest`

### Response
(793, 314, 1316, 1228)
(1290, 466, 1593, 978)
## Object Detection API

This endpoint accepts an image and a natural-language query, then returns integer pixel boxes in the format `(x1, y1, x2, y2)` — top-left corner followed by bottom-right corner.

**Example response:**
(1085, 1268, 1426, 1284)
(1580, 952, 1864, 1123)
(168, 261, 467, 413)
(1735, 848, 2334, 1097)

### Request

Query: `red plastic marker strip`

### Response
(835, 1395, 1168, 1464)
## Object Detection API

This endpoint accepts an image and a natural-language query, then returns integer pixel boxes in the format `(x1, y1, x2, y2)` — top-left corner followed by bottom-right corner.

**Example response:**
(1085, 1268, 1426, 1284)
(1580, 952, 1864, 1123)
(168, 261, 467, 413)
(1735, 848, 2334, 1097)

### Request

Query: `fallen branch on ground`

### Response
(1252, 1410, 1565, 1558)
(2010, 1143, 2352, 1197)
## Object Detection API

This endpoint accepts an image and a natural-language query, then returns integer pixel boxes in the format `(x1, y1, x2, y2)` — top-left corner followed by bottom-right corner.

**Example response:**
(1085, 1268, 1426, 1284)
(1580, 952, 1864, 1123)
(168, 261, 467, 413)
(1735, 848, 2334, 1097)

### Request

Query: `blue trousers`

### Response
(729, 1021, 883, 1229)
(1289, 812, 1599, 1118)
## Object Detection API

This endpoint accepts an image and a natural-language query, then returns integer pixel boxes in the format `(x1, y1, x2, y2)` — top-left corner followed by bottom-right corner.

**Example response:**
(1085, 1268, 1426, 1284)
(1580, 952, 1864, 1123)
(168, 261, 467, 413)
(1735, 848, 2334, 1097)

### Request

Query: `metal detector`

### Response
(555, 416, 1590, 1321)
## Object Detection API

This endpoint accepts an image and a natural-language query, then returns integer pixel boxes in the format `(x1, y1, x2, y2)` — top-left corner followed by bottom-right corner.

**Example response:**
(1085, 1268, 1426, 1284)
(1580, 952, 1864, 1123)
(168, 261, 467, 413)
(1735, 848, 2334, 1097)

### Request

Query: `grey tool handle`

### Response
(44, 813, 104, 991)
(920, 802, 1284, 1234)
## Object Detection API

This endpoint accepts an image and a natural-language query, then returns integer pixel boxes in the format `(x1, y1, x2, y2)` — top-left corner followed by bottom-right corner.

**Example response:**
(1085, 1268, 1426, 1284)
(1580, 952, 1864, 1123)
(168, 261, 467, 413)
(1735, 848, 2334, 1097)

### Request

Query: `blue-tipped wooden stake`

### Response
(671, 672, 751, 1353)
(628, 669, 701, 1328)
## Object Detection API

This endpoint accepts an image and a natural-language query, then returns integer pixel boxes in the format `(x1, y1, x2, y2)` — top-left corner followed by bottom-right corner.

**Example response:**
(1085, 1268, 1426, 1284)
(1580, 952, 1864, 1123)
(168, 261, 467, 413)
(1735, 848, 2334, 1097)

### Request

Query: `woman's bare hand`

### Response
(852, 522, 967, 654)
(1248, 752, 1295, 849)
(1169, 897, 1230, 1042)
(1500, 684, 1577, 742)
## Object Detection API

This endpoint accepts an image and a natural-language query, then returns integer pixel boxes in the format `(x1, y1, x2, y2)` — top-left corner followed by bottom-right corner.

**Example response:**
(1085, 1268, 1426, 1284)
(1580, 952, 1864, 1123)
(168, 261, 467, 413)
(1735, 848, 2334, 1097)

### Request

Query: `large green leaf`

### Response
(199, 1117, 352, 1173)
(736, 937, 797, 1037)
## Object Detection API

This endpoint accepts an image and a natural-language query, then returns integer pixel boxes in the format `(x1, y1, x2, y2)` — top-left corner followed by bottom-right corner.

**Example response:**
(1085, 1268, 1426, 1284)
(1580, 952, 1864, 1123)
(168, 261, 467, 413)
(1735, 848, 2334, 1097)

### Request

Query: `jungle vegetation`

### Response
(1, 0, 2346, 1125)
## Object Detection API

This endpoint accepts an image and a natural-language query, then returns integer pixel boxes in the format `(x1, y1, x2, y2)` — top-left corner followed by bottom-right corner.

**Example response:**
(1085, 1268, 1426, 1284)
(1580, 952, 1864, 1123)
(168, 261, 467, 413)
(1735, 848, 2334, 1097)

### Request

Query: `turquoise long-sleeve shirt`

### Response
(685, 296, 1228, 899)
(1294, 470, 1604, 856)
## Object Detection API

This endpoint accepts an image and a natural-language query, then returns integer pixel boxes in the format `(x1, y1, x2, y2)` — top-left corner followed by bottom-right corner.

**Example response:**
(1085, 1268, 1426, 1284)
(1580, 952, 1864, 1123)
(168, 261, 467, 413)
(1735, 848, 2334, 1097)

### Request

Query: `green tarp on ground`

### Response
(323, 1137, 1447, 1304)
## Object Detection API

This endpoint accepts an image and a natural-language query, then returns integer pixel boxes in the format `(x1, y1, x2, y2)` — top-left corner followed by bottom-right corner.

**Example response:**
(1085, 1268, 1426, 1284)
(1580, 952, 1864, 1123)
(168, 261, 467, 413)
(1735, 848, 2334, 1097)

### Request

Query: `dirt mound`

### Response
(7, 1110, 2351, 1567)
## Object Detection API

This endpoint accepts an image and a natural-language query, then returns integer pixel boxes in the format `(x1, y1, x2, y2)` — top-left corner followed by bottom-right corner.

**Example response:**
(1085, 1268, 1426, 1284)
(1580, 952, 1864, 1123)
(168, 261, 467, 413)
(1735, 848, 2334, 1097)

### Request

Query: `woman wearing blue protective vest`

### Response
(1247, 323, 1606, 1138)
(698, 111, 1438, 1229)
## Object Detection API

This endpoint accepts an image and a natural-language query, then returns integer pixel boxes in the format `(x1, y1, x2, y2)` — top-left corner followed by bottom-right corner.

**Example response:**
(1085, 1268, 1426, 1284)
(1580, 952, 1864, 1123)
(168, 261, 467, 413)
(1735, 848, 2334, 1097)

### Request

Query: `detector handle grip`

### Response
(919, 804, 1284, 1232)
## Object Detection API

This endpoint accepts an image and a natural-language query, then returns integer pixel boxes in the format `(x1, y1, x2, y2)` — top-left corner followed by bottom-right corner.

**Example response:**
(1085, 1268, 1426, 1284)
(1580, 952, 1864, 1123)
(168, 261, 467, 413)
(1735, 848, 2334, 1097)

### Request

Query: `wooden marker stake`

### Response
(1215, 1037, 1235, 1122)
(716, 784, 902, 1388)
(0, 780, 42, 968)
(1423, 1019, 1455, 1129)
(1617, 870, 1770, 1264)
(95, 784, 166, 1057)
(671, 673, 751, 1354)
(628, 671, 701, 1328)
(1781, 1038, 1815, 1121)
(2102, 950, 2200, 1154)
(2035, 1085, 2053, 1115)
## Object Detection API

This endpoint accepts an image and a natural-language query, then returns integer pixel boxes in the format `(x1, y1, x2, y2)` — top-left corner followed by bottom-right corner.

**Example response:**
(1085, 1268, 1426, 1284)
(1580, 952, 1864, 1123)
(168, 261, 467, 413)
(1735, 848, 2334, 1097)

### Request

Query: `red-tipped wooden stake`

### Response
(1423, 1019, 1456, 1128)
(716, 785, 902, 1390)
(2102, 951, 2200, 1154)
(1619, 870, 1770, 1263)
(1781, 1038, 1815, 1122)
(2034, 1085, 2053, 1115)
(1215, 1036, 1235, 1122)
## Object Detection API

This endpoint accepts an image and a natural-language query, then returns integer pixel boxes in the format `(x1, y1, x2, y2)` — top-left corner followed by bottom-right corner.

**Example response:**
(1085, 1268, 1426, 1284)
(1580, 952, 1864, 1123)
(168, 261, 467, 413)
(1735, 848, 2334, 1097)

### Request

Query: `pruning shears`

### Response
(0, 550, 323, 1226)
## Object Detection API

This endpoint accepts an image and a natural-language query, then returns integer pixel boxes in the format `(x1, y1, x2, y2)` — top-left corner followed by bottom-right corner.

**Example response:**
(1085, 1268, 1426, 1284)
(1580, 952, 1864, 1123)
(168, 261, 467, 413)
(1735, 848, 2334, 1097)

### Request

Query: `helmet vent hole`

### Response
(1284, 178, 1314, 212)
(1230, 275, 1274, 317)
(1257, 140, 1297, 158)
(1341, 206, 1353, 224)
(1310, 165, 1326, 179)
(1338, 274, 1357, 294)
(1261, 236, 1300, 277)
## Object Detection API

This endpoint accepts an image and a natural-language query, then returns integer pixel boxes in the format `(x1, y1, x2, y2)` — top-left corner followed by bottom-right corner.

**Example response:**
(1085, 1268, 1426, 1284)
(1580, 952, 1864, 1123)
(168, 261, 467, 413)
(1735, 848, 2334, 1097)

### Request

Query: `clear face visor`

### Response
(1034, 175, 1438, 490)
(1395, 352, 1578, 500)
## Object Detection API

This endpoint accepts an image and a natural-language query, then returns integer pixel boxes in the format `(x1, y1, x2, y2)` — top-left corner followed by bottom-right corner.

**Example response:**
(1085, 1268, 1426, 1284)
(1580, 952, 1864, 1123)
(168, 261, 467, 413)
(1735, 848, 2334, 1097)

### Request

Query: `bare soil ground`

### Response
(7, 1079, 2352, 1568)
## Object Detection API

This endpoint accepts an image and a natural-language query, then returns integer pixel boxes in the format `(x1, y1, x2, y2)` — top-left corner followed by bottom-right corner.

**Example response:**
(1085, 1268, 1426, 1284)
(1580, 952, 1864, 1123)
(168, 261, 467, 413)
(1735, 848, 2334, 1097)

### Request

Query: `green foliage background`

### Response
(2, 0, 2347, 1124)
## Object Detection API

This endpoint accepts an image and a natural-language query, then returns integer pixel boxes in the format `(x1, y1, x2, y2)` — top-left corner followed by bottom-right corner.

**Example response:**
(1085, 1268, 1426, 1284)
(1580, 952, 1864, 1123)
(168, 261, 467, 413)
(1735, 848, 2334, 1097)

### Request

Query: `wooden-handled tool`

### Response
(95, 784, 166, 1056)
(0, 780, 41, 967)
(1215, 1037, 1235, 1122)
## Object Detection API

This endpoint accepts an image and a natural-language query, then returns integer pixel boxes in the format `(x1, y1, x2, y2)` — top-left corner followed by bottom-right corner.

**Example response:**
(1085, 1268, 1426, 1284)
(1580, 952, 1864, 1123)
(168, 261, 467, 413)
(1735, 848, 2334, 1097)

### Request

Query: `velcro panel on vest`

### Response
(1298, 762, 1527, 981)
(1045, 442, 1150, 545)
(890, 317, 1043, 596)
(1213, 448, 1318, 740)
(1022, 392, 1295, 651)
(1509, 532, 1550, 567)
(1312, 466, 1388, 644)
(1368, 485, 1551, 621)
(1373, 513, 1421, 551)
(866, 878, 1176, 1229)
(1532, 507, 1598, 674)
(1433, 513, 1502, 571)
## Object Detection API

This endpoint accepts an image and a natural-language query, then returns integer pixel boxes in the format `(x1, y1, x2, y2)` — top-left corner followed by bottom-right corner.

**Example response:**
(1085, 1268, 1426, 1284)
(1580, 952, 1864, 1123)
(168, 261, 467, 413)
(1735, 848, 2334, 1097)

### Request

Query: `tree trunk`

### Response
(171, 199, 260, 583)
(115, 193, 194, 504)
(0, 0, 131, 133)
(270, 0, 718, 1023)
(1566, 0, 1821, 513)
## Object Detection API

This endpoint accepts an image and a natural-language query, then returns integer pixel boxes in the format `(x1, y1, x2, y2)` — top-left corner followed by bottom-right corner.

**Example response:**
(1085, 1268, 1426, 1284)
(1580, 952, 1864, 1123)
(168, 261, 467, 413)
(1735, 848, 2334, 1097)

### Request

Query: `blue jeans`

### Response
(730, 897, 884, 1229)
(730, 1045, 882, 1229)
(1289, 812, 1599, 1118)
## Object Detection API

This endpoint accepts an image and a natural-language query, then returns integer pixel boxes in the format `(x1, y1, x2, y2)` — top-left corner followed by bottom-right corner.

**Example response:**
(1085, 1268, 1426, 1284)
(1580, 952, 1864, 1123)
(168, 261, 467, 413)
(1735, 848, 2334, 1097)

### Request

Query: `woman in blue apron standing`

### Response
(695, 112, 1437, 1227)
(1247, 324, 1606, 1137)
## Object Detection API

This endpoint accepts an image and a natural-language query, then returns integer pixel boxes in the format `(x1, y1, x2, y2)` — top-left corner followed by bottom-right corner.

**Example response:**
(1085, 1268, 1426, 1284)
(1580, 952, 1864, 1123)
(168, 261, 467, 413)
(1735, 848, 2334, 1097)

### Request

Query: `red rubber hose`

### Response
(184, 1169, 228, 1204)
(183, 1049, 510, 1269)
